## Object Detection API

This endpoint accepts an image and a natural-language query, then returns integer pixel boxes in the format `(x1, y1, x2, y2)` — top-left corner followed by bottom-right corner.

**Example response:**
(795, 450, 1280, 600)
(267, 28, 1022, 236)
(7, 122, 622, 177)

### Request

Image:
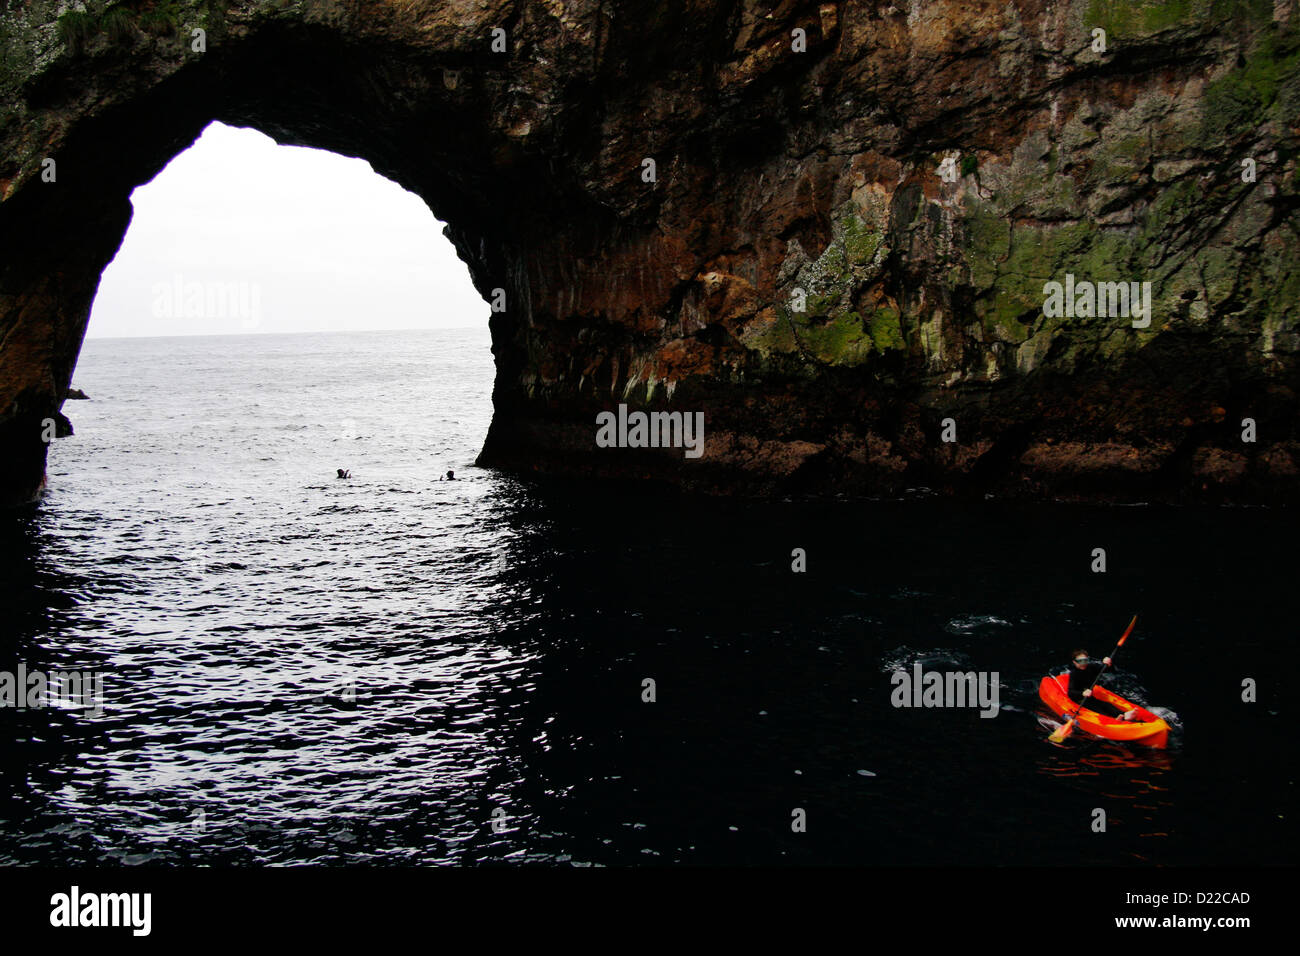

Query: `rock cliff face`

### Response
(2, 0, 1298, 504)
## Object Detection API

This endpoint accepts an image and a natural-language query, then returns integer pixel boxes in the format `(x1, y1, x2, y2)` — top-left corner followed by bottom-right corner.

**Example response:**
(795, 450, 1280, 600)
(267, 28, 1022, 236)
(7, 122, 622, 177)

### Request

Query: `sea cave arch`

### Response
(2, 1, 1298, 506)
(0, 2, 630, 505)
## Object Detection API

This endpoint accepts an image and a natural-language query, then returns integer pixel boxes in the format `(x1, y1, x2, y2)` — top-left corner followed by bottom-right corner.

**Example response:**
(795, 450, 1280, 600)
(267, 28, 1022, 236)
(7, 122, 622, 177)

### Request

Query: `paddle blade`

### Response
(1048, 717, 1076, 743)
(1116, 614, 1138, 647)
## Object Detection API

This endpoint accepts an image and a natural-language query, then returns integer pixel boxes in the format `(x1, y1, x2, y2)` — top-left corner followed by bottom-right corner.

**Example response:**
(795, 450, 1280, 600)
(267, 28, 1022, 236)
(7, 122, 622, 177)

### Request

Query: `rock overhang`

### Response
(0, 0, 1296, 505)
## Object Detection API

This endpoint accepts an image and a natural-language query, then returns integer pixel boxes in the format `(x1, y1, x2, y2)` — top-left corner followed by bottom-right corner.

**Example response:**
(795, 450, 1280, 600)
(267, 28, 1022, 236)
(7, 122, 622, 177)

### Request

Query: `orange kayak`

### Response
(1039, 673, 1170, 748)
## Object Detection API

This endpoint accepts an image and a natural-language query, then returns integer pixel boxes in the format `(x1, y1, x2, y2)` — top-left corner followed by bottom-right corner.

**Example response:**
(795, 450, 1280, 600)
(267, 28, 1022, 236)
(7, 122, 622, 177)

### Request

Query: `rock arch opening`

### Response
(40, 118, 495, 498)
(2, 7, 588, 504)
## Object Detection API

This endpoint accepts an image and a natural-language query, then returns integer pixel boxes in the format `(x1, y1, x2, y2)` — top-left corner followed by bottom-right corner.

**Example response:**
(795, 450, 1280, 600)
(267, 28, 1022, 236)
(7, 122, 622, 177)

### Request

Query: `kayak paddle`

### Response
(1048, 614, 1138, 744)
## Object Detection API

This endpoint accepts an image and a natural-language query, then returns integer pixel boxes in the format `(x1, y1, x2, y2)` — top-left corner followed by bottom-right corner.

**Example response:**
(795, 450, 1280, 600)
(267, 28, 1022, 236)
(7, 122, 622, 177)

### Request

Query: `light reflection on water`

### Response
(0, 329, 1292, 867)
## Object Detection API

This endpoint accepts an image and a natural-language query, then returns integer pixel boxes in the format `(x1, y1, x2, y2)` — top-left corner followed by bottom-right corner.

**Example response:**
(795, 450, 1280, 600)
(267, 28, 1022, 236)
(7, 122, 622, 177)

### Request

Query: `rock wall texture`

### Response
(2, 0, 1297, 504)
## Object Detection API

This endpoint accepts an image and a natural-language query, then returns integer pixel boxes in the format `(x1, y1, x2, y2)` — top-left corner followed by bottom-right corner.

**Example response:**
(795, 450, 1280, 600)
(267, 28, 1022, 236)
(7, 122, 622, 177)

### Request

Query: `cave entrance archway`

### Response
(1, 8, 627, 505)
(47, 117, 496, 497)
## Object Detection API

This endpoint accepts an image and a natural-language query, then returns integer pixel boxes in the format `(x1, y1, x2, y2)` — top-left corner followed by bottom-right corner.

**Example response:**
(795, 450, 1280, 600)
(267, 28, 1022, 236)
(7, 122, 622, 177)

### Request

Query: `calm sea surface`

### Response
(0, 327, 1293, 866)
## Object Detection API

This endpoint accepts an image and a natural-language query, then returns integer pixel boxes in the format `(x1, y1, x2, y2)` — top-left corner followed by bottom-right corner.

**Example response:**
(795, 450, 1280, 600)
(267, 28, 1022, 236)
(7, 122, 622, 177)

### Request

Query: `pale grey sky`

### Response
(88, 121, 488, 338)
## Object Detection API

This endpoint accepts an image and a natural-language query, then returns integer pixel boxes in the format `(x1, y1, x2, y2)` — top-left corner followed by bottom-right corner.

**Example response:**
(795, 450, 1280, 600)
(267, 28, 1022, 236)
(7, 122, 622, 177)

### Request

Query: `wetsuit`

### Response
(1067, 661, 1124, 718)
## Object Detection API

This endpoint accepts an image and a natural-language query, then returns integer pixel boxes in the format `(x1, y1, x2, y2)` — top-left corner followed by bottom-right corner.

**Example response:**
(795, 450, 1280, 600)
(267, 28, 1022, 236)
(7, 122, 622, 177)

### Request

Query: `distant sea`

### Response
(0, 327, 1293, 866)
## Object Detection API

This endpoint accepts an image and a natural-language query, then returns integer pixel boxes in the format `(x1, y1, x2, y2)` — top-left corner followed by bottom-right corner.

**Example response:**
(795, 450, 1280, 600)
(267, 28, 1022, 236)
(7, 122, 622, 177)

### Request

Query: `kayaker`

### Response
(1068, 649, 1138, 721)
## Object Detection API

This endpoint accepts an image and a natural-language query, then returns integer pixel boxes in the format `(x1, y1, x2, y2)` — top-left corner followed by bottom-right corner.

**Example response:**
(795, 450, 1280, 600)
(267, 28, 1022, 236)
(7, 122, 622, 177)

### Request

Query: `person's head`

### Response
(1071, 649, 1090, 669)
(446, 470, 455, 480)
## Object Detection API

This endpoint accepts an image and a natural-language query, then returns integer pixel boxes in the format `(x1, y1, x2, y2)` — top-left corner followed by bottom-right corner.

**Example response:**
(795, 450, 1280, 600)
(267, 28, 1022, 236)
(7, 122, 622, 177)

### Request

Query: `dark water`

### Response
(0, 327, 1293, 866)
